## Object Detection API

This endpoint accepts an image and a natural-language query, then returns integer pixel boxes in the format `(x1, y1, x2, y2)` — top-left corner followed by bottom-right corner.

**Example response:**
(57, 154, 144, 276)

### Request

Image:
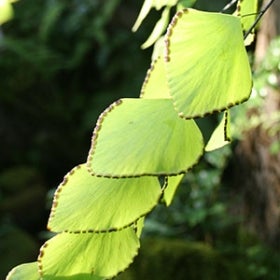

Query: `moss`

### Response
(117, 238, 249, 280)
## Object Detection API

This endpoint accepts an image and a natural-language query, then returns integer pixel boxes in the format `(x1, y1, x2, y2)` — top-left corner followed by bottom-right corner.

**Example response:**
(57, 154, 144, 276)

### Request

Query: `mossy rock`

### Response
(117, 238, 248, 280)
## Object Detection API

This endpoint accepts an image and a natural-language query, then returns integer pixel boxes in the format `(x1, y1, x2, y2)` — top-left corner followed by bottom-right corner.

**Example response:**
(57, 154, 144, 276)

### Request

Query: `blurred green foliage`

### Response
(0, 166, 46, 277)
(255, 36, 280, 91)
(0, 224, 39, 278)
(117, 238, 249, 280)
(231, 36, 280, 156)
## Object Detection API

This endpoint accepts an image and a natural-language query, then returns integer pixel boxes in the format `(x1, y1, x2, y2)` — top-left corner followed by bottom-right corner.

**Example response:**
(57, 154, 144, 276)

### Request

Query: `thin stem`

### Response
(244, 0, 276, 39)
(221, 0, 238, 12)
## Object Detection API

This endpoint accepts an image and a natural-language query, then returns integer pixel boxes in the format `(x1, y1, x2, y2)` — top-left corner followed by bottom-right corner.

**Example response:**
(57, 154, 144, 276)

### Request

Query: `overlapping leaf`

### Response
(141, 7, 170, 49)
(151, 36, 165, 60)
(237, 0, 258, 32)
(38, 228, 139, 279)
(87, 98, 204, 177)
(135, 217, 145, 238)
(132, 0, 177, 32)
(237, 0, 258, 45)
(162, 174, 185, 206)
(165, 8, 252, 119)
(140, 56, 170, 98)
(48, 164, 162, 232)
(6, 262, 40, 280)
(205, 110, 231, 152)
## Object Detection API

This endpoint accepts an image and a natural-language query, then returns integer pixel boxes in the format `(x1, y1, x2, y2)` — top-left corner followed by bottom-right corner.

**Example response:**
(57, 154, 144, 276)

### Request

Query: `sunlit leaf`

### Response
(48, 164, 161, 232)
(6, 262, 40, 280)
(39, 228, 139, 279)
(237, 0, 258, 32)
(141, 6, 170, 49)
(177, 0, 197, 9)
(132, 0, 153, 32)
(134, 217, 145, 238)
(237, 0, 258, 46)
(0, 0, 13, 25)
(87, 98, 204, 177)
(162, 174, 185, 206)
(205, 110, 231, 152)
(140, 56, 170, 98)
(165, 8, 252, 119)
(132, 0, 177, 32)
(154, 0, 178, 10)
(151, 36, 165, 61)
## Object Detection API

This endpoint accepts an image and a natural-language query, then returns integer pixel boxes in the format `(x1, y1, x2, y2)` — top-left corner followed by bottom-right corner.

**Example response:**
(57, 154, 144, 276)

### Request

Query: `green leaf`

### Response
(205, 110, 231, 152)
(237, 0, 258, 46)
(140, 56, 170, 99)
(151, 36, 165, 61)
(0, 0, 13, 25)
(134, 217, 145, 238)
(132, 0, 177, 32)
(132, 0, 153, 32)
(154, 0, 178, 9)
(48, 164, 161, 232)
(162, 174, 185, 206)
(141, 7, 170, 49)
(165, 8, 252, 119)
(87, 98, 204, 177)
(237, 0, 258, 32)
(39, 228, 139, 279)
(177, 0, 197, 9)
(6, 262, 40, 280)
